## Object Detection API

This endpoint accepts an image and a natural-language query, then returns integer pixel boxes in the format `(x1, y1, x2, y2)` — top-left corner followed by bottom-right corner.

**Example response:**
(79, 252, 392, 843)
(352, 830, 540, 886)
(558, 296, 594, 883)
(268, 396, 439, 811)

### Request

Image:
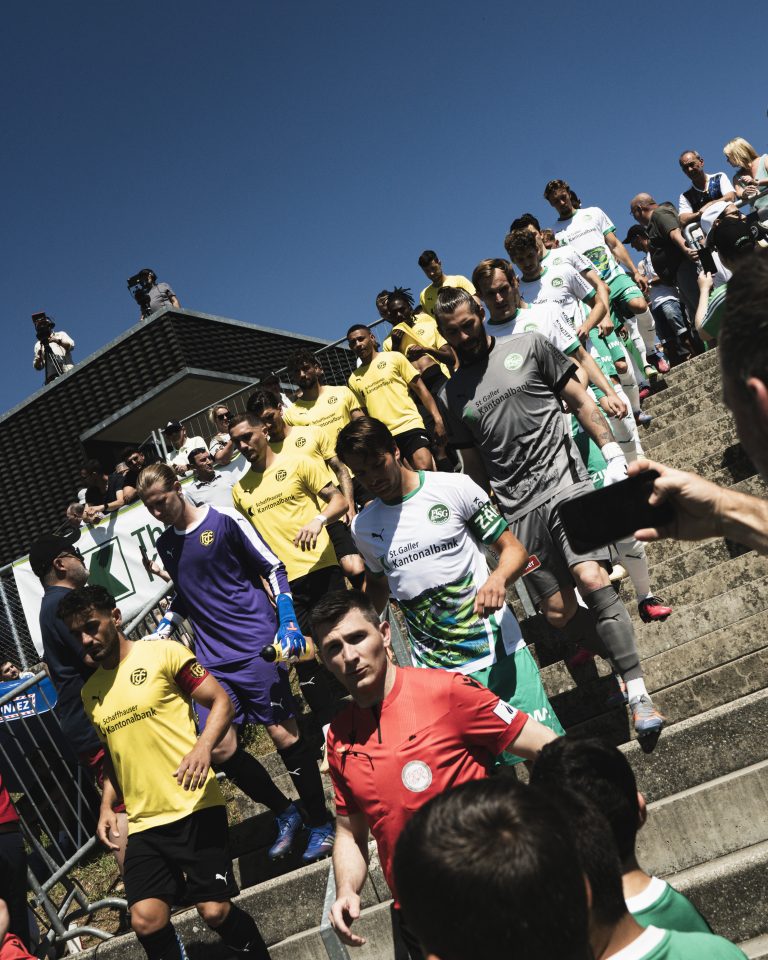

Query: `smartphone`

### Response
(558, 470, 675, 553)
(698, 247, 717, 276)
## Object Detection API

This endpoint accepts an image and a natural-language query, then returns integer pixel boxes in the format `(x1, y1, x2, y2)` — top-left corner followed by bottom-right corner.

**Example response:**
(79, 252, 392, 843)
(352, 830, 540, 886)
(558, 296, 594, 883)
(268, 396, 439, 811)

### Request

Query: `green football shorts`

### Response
(470, 645, 564, 766)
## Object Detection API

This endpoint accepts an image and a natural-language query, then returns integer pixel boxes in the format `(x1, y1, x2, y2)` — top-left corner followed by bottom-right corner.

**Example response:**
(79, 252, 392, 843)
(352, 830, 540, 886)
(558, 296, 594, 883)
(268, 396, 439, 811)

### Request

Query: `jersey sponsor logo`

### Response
(199, 529, 215, 547)
(189, 661, 206, 679)
(503, 352, 524, 371)
(376, 360, 387, 370)
(427, 503, 450, 524)
(493, 699, 519, 725)
(295, 436, 307, 447)
(401, 760, 433, 793)
(551, 276, 564, 287)
(327, 395, 338, 404)
(371, 528, 385, 541)
(523, 554, 541, 575)
(275, 469, 287, 482)
(130, 668, 148, 686)
(215, 871, 229, 883)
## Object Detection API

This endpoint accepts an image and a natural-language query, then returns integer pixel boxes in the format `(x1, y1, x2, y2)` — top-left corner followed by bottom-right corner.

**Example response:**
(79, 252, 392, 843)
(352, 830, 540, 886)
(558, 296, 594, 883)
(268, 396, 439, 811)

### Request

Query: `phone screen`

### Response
(558, 470, 675, 553)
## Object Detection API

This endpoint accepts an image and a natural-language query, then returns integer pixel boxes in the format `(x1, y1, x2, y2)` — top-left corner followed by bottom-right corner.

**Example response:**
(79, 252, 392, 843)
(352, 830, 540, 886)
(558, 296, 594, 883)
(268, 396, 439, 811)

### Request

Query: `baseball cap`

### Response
(700, 201, 729, 237)
(163, 420, 182, 434)
(708, 218, 756, 257)
(28, 534, 83, 579)
(622, 225, 647, 244)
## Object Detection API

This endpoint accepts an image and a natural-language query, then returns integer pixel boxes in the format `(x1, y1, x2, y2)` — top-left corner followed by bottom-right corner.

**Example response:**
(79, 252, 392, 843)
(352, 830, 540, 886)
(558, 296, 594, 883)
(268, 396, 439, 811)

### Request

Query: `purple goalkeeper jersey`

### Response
(156, 505, 290, 667)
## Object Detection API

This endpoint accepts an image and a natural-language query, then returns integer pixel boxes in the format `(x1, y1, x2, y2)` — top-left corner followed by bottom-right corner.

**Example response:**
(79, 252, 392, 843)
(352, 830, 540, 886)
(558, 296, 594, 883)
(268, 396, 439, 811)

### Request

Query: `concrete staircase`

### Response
(83, 348, 768, 959)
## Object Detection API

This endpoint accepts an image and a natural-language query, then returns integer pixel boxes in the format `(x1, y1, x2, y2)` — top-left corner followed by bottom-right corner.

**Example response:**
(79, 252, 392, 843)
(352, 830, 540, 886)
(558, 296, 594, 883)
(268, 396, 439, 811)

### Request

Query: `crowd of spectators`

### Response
(9, 132, 768, 960)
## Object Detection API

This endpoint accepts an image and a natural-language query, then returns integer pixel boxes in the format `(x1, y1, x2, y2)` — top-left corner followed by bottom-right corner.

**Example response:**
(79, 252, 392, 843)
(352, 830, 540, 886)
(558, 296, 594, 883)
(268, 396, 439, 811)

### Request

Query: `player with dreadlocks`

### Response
(382, 286, 457, 470)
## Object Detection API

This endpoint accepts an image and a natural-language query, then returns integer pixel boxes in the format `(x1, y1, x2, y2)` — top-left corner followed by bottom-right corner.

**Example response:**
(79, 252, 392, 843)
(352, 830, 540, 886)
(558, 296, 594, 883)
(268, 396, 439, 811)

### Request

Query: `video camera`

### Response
(127, 269, 156, 318)
(31, 311, 55, 343)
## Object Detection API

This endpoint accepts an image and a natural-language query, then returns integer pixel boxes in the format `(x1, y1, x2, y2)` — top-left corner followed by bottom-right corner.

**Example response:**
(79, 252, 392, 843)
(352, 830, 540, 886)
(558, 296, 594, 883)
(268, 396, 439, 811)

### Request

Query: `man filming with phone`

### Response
(32, 313, 74, 383)
(631, 253, 768, 556)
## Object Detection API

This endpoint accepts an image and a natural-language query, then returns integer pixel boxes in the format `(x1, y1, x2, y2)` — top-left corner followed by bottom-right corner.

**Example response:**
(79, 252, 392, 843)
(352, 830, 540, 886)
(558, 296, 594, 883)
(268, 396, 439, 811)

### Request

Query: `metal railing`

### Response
(0, 671, 127, 951)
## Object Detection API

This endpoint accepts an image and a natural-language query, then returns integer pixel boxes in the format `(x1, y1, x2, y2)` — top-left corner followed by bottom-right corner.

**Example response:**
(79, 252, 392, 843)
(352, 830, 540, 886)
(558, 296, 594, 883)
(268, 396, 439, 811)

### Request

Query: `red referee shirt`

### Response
(327, 666, 527, 899)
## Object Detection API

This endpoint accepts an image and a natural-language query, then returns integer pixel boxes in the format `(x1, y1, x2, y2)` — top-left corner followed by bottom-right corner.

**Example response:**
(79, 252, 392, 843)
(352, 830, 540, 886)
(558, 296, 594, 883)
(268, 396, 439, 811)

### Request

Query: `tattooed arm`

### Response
(558, 374, 616, 450)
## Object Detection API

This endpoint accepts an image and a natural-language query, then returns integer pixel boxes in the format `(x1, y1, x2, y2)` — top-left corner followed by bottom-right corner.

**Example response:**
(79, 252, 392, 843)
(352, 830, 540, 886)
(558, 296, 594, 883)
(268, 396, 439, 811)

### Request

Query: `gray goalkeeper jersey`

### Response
(440, 331, 590, 520)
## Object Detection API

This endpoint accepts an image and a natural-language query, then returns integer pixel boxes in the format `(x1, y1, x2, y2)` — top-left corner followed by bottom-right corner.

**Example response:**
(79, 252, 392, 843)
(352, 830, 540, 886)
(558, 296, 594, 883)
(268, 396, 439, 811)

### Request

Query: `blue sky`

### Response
(4, 1, 766, 413)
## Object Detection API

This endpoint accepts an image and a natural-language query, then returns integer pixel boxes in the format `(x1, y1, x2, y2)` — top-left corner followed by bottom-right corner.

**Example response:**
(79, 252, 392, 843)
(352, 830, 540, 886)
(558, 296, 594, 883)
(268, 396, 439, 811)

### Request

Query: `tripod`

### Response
(39, 336, 66, 384)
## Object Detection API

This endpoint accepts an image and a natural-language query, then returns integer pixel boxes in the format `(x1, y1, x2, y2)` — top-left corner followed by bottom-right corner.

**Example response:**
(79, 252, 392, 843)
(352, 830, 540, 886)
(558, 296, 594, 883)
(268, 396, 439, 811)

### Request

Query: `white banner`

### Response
(13, 496, 178, 655)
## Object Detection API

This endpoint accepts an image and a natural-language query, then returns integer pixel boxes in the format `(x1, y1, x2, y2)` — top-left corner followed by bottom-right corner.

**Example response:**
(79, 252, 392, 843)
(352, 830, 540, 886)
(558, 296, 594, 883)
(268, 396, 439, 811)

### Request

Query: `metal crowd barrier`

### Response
(0, 671, 127, 953)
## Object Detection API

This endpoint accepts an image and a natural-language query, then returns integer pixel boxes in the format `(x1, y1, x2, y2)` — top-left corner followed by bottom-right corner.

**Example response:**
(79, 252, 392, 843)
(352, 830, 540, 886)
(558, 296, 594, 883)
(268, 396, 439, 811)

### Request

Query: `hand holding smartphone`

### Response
(558, 470, 676, 553)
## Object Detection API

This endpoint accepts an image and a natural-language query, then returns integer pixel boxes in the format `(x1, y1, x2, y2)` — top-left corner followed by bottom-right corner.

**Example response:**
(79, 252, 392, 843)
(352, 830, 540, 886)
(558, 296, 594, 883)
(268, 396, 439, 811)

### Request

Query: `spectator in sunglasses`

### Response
(208, 405, 242, 467)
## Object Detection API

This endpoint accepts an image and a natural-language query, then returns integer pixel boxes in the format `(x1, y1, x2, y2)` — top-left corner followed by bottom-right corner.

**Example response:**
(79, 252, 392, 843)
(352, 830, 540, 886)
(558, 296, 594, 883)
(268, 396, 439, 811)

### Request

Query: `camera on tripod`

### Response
(32, 312, 55, 343)
(127, 269, 156, 318)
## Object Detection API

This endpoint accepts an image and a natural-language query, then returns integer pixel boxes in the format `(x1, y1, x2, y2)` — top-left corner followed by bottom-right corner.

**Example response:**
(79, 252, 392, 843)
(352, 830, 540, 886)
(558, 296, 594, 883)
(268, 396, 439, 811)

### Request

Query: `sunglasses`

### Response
(216, 412, 232, 421)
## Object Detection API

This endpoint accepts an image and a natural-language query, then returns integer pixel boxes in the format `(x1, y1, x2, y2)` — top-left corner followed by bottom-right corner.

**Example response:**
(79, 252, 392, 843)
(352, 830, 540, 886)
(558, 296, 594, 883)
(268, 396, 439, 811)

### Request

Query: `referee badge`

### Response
(402, 760, 433, 793)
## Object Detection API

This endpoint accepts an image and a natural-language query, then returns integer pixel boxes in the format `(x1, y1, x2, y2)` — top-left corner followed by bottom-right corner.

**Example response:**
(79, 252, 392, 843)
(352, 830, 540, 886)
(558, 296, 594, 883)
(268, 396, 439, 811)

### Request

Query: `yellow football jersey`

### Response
(82, 639, 224, 834)
(347, 352, 425, 436)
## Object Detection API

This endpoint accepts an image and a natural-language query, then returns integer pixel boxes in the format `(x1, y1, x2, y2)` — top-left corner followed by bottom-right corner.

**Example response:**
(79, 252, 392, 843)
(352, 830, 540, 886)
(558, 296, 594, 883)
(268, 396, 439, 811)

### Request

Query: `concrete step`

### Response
(621, 553, 768, 624)
(541, 602, 768, 733)
(272, 901, 394, 960)
(622, 687, 768, 803)
(637, 759, 768, 878)
(671, 839, 768, 943)
(643, 408, 733, 455)
(650, 414, 736, 466)
(624, 540, 755, 597)
(647, 391, 725, 436)
(740, 934, 768, 959)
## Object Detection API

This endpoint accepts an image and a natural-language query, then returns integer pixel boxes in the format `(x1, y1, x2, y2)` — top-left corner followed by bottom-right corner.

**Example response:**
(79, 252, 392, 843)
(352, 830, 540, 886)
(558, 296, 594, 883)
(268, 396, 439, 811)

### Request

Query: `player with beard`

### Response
(434, 287, 663, 738)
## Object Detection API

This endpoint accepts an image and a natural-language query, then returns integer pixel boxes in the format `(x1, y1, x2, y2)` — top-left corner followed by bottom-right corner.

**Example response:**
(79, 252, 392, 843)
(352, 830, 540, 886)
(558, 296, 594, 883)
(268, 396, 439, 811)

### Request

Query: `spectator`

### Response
(311, 590, 556, 954)
(27, 534, 128, 867)
(133, 268, 180, 321)
(544, 180, 661, 387)
(32, 314, 74, 384)
(136, 462, 335, 865)
(187, 448, 241, 508)
(346, 323, 446, 471)
(0, 772, 30, 950)
(59, 585, 270, 960)
(248, 389, 365, 589)
(434, 287, 664, 738)
(531, 737, 712, 933)
(0, 660, 33, 682)
(695, 215, 758, 342)
(624, 224, 695, 363)
(393, 779, 591, 960)
(630, 252, 768, 554)
(723, 137, 768, 220)
(259, 373, 294, 408)
(207, 405, 241, 467)
(119, 446, 147, 504)
(417, 250, 475, 317)
(677, 151, 736, 228)
(336, 416, 564, 755)
(228, 411, 349, 723)
(163, 420, 205, 477)
(629, 193, 700, 326)
(64, 501, 90, 529)
(80, 459, 125, 518)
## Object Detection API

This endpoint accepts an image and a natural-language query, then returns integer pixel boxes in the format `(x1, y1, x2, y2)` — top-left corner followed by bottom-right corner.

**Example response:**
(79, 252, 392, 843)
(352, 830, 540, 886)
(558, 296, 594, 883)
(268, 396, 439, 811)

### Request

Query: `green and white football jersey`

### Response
(542, 244, 593, 275)
(488, 301, 580, 355)
(608, 926, 745, 959)
(554, 206, 622, 282)
(627, 877, 712, 934)
(351, 470, 523, 673)
(518, 262, 594, 328)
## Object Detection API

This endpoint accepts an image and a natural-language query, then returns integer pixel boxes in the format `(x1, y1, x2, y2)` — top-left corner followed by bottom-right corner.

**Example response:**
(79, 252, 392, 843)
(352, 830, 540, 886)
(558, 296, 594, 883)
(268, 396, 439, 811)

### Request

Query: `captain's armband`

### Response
(468, 500, 508, 544)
